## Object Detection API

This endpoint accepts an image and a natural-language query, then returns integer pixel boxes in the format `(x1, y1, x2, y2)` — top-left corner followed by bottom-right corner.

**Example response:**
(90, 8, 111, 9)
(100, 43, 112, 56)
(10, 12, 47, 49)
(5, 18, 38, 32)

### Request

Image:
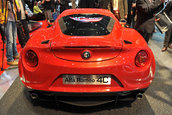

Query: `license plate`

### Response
(63, 75, 111, 85)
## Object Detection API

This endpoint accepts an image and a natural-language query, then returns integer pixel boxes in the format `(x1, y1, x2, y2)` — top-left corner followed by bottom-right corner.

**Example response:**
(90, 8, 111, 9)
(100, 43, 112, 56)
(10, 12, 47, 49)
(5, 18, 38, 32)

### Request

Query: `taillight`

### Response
(25, 50, 38, 67)
(135, 50, 149, 67)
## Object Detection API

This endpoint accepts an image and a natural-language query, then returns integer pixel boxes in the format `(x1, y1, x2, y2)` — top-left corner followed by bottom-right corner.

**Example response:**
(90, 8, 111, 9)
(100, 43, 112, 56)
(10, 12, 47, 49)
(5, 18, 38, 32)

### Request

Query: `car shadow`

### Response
(23, 88, 155, 115)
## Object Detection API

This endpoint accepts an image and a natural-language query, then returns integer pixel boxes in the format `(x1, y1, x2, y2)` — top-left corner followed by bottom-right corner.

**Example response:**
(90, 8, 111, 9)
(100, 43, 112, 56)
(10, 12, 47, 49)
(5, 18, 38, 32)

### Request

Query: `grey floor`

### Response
(0, 67, 18, 99)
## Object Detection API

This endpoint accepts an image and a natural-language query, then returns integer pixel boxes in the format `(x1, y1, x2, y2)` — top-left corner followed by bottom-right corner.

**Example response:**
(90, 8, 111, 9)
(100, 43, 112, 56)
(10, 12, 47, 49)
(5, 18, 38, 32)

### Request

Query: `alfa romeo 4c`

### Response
(19, 9, 155, 106)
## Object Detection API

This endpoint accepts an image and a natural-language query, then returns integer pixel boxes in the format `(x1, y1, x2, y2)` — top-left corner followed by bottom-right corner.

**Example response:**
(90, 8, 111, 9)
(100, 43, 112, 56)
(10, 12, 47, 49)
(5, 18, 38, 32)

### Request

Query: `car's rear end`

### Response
(18, 9, 155, 105)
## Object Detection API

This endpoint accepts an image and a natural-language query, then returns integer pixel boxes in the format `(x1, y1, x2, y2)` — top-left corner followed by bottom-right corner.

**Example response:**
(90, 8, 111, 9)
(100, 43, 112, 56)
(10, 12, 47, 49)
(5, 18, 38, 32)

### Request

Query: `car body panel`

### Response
(18, 9, 155, 97)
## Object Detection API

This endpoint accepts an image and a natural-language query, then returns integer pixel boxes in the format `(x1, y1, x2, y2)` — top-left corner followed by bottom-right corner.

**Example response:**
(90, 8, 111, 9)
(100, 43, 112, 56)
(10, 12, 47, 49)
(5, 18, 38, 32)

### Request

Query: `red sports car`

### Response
(19, 9, 155, 106)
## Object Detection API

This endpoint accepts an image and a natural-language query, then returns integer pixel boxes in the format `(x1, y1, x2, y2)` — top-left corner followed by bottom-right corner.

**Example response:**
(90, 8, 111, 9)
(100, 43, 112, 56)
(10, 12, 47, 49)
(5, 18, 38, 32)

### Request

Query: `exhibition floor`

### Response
(0, 39, 21, 99)
(0, 31, 172, 115)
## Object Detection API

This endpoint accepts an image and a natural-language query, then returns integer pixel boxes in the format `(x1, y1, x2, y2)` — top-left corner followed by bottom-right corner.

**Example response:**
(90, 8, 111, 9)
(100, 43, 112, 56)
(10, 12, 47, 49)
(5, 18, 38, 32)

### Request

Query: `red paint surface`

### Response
(19, 9, 156, 94)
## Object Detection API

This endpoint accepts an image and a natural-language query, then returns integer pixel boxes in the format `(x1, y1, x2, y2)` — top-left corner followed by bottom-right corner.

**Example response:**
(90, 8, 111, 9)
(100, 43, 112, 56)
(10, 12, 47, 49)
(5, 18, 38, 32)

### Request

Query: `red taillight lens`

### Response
(25, 50, 38, 67)
(135, 50, 149, 67)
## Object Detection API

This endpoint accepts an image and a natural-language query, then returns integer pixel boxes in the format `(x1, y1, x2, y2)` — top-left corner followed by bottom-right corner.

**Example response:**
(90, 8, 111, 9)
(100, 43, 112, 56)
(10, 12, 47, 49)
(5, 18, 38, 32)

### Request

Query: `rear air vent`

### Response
(124, 40, 132, 44)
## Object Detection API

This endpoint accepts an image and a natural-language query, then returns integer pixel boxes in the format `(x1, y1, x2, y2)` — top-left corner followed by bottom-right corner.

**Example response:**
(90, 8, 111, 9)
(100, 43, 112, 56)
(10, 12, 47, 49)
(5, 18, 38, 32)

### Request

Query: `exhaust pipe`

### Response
(30, 93, 38, 100)
(136, 93, 143, 99)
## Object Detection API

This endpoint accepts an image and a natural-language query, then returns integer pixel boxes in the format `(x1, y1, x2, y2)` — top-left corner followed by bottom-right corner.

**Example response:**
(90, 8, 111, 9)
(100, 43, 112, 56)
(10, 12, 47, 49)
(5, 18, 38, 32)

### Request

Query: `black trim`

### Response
(41, 40, 50, 44)
(26, 88, 147, 97)
(26, 88, 147, 105)
(124, 40, 132, 44)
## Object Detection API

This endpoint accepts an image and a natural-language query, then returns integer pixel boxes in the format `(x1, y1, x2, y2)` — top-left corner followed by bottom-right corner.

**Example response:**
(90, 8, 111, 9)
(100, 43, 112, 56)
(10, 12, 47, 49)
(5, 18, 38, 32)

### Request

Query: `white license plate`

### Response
(63, 75, 111, 85)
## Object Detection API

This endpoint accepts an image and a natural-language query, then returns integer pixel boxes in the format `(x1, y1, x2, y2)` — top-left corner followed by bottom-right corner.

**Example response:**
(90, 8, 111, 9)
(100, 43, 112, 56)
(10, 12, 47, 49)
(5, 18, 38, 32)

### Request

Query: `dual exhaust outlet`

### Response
(30, 93, 38, 100)
(136, 93, 143, 99)
(30, 92, 143, 101)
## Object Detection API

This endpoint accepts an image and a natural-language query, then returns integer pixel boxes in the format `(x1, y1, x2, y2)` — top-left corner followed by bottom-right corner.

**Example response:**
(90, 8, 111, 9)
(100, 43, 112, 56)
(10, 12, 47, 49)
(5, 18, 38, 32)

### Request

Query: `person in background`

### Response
(0, 0, 5, 41)
(58, 0, 70, 13)
(99, 0, 112, 10)
(0, 24, 5, 42)
(0, 0, 20, 65)
(37, 0, 44, 10)
(25, 0, 34, 11)
(25, 3, 33, 17)
(26, 2, 45, 21)
(135, 0, 165, 43)
(17, 0, 30, 48)
(162, 0, 172, 51)
(0, 1, 7, 42)
(33, 1, 42, 14)
(52, 0, 60, 20)
(127, 0, 136, 28)
(78, 0, 96, 8)
(42, 0, 54, 27)
(71, 0, 76, 8)
(54, 0, 58, 11)
(94, 0, 100, 8)
(111, 0, 128, 20)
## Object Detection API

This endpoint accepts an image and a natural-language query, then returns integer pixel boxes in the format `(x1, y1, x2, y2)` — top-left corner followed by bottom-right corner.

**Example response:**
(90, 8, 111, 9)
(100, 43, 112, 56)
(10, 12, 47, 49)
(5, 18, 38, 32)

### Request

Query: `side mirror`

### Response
(119, 19, 127, 27)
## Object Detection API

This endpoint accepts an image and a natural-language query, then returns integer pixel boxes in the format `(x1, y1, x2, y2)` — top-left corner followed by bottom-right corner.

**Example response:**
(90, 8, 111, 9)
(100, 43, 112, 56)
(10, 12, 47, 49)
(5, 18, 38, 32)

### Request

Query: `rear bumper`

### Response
(19, 47, 155, 93)
(27, 88, 147, 97)
(26, 88, 147, 105)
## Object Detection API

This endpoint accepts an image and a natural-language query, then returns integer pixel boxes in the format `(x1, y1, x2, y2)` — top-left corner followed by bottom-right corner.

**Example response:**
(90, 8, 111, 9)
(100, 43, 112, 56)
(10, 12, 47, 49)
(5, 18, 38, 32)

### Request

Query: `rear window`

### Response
(59, 14, 115, 36)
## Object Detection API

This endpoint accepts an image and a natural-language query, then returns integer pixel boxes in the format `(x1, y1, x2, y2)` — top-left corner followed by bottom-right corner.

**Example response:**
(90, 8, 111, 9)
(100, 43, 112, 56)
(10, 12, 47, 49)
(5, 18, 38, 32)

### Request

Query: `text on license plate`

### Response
(63, 75, 111, 85)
